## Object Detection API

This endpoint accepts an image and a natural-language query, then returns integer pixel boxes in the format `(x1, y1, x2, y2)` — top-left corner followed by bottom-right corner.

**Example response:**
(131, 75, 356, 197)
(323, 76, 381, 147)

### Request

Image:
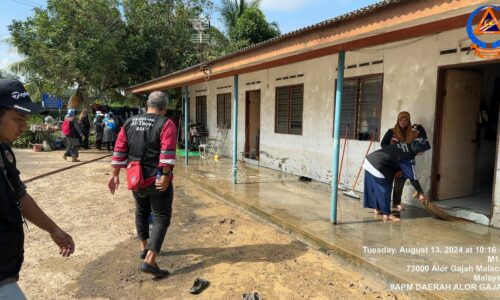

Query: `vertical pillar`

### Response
(184, 85, 189, 165)
(232, 75, 239, 184)
(331, 51, 345, 224)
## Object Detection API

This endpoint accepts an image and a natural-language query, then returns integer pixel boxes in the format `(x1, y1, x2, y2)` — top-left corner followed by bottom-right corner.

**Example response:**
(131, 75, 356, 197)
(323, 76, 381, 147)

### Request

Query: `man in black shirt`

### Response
(0, 80, 75, 299)
(363, 125, 431, 221)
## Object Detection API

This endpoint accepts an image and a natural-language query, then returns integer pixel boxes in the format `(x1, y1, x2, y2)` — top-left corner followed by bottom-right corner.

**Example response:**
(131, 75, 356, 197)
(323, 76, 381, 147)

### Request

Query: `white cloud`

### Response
(261, 0, 316, 12)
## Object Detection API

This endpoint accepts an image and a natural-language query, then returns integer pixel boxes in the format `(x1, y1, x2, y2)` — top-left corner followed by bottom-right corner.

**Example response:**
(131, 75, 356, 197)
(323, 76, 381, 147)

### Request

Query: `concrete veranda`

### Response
(176, 157, 500, 300)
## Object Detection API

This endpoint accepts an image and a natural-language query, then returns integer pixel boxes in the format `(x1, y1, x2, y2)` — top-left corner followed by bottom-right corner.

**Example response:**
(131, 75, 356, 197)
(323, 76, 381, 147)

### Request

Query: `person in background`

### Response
(108, 91, 177, 279)
(102, 113, 116, 152)
(78, 109, 91, 149)
(93, 111, 104, 150)
(62, 109, 82, 162)
(380, 111, 420, 211)
(0, 79, 75, 299)
(364, 125, 430, 221)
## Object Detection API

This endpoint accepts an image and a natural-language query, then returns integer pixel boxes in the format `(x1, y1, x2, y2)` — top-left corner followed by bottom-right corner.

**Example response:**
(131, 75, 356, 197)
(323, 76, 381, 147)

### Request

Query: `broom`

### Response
(412, 192, 470, 222)
(343, 128, 377, 199)
(338, 124, 349, 191)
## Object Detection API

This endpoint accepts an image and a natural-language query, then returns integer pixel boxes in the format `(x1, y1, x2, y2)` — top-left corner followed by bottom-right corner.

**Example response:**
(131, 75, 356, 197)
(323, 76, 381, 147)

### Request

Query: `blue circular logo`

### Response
(467, 5, 500, 49)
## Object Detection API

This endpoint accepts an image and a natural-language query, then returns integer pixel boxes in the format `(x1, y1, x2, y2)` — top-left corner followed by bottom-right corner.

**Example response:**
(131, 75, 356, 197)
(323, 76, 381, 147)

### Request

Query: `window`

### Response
(275, 84, 303, 135)
(216, 93, 231, 128)
(335, 75, 382, 141)
(195, 96, 207, 127)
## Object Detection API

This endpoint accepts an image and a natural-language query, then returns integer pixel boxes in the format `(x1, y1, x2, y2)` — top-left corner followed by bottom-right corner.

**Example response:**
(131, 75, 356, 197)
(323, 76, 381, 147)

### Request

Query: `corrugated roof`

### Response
(128, 0, 413, 92)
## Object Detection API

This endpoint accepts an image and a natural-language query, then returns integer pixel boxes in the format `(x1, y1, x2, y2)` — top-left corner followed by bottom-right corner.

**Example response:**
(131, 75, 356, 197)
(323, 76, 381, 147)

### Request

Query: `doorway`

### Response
(245, 90, 261, 161)
(432, 62, 500, 223)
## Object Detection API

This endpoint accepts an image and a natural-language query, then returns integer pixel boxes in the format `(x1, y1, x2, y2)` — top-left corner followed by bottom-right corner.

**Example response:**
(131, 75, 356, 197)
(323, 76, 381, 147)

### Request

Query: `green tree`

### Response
(219, 0, 279, 50)
(121, 0, 213, 84)
(9, 0, 126, 105)
(230, 7, 279, 49)
(8, 0, 237, 104)
(219, 0, 259, 35)
(0, 69, 19, 80)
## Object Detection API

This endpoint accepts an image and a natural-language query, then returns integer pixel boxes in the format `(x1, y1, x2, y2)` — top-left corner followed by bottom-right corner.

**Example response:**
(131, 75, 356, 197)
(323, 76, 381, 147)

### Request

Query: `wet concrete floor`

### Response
(177, 157, 500, 300)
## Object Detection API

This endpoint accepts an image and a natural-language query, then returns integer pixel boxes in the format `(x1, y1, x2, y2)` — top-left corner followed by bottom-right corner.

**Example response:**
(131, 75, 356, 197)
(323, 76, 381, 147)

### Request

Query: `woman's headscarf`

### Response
(67, 108, 77, 117)
(392, 111, 419, 144)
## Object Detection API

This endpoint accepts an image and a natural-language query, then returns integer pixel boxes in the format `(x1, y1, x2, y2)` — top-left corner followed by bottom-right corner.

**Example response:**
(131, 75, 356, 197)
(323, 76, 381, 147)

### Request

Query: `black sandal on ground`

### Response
(242, 292, 260, 300)
(189, 277, 210, 294)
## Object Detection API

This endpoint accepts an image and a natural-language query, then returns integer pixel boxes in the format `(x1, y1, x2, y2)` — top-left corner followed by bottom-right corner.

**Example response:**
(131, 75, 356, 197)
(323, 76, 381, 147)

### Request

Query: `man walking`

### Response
(0, 79, 75, 299)
(108, 91, 177, 278)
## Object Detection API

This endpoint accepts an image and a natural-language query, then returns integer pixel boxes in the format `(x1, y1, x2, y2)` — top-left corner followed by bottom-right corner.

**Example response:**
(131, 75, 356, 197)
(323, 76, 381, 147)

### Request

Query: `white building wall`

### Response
(187, 26, 500, 226)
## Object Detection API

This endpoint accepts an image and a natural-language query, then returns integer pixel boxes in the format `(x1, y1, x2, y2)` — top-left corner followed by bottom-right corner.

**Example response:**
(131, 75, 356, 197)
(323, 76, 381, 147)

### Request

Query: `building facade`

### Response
(128, 0, 500, 227)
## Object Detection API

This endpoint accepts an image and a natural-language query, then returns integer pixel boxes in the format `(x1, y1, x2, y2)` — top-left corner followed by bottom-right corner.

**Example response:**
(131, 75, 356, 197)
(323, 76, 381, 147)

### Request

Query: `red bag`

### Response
(62, 119, 71, 136)
(126, 161, 144, 190)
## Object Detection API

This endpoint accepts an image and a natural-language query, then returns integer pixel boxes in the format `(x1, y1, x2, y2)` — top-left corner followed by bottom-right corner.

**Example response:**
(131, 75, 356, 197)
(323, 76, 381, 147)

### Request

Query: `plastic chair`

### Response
(199, 124, 229, 159)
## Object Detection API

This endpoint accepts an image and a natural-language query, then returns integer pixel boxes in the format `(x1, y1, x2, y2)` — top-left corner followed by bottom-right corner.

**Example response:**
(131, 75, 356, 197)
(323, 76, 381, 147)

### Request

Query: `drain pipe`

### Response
(331, 51, 345, 224)
(232, 74, 239, 184)
(184, 85, 189, 165)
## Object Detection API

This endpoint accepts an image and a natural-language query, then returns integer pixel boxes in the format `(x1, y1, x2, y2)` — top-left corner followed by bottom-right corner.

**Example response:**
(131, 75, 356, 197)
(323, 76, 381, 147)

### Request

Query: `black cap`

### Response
(0, 79, 46, 115)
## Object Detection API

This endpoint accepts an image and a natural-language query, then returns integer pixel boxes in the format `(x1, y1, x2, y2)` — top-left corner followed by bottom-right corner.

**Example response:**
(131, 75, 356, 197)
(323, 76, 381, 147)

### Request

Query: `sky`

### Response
(0, 0, 380, 71)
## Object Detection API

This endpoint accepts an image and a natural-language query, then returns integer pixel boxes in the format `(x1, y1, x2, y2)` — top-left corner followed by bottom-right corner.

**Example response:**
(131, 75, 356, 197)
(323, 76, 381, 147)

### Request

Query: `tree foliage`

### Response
(8, 0, 215, 105)
(219, 0, 279, 50)
(7, 0, 279, 105)
(122, 0, 213, 82)
(219, 0, 260, 34)
(9, 0, 126, 99)
(230, 7, 279, 49)
(0, 70, 19, 80)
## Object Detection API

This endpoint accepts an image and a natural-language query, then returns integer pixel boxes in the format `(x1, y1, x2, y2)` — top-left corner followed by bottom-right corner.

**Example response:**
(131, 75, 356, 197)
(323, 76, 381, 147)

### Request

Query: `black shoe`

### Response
(138, 249, 148, 259)
(189, 277, 210, 294)
(140, 262, 169, 278)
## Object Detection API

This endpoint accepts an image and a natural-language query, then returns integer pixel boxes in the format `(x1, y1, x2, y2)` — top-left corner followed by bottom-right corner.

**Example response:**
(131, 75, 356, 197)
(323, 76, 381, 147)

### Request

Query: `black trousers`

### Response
(81, 133, 90, 149)
(392, 176, 406, 207)
(133, 184, 173, 253)
(105, 141, 115, 152)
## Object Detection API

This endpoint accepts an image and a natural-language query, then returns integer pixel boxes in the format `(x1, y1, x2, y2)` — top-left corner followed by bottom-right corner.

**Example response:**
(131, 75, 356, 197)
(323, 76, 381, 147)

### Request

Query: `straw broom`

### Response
(413, 192, 470, 222)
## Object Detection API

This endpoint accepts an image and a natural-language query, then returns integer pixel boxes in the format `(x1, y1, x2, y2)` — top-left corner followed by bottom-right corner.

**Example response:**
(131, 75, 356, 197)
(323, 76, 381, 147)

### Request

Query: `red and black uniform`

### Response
(112, 114, 177, 186)
(111, 113, 177, 254)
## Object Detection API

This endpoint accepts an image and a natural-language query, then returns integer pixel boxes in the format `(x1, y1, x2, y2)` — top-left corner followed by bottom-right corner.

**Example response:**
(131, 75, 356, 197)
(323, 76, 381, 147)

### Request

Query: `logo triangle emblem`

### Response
(475, 6, 500, 34)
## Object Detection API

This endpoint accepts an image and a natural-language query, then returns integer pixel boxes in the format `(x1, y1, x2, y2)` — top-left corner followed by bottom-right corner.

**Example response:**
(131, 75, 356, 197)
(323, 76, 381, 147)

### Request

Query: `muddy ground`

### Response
(14, 149, 407, 299)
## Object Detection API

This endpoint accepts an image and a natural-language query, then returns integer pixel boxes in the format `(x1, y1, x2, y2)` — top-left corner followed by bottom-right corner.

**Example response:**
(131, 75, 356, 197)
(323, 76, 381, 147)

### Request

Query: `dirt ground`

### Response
(14, 149, 408, 299)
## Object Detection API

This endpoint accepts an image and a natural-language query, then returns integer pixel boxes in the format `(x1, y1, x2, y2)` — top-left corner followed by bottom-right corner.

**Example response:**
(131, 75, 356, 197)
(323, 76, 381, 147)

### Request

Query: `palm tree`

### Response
(0, 36, 26, 76)
(219, 0, 260, 33)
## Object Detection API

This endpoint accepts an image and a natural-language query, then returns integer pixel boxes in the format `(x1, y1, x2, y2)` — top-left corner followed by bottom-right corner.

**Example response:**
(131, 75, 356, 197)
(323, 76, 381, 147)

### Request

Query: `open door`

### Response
(245, 90, 261, 160)
(437, 69, 482, 200)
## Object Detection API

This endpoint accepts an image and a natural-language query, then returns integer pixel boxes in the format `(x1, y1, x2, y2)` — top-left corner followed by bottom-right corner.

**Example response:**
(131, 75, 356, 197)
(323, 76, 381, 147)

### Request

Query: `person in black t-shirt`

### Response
(363, 125, 431, 221)
(0, 80, 75, 299)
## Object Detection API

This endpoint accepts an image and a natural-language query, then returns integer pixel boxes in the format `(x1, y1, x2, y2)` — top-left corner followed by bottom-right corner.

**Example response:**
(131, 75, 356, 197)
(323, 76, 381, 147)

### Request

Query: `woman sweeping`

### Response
(381, 111, 420, 211)
(363, 125, 430, 221)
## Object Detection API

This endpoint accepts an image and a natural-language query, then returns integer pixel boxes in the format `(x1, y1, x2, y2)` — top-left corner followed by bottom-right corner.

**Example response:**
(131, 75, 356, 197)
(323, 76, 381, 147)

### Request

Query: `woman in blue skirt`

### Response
(363, 125, 431, 221)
